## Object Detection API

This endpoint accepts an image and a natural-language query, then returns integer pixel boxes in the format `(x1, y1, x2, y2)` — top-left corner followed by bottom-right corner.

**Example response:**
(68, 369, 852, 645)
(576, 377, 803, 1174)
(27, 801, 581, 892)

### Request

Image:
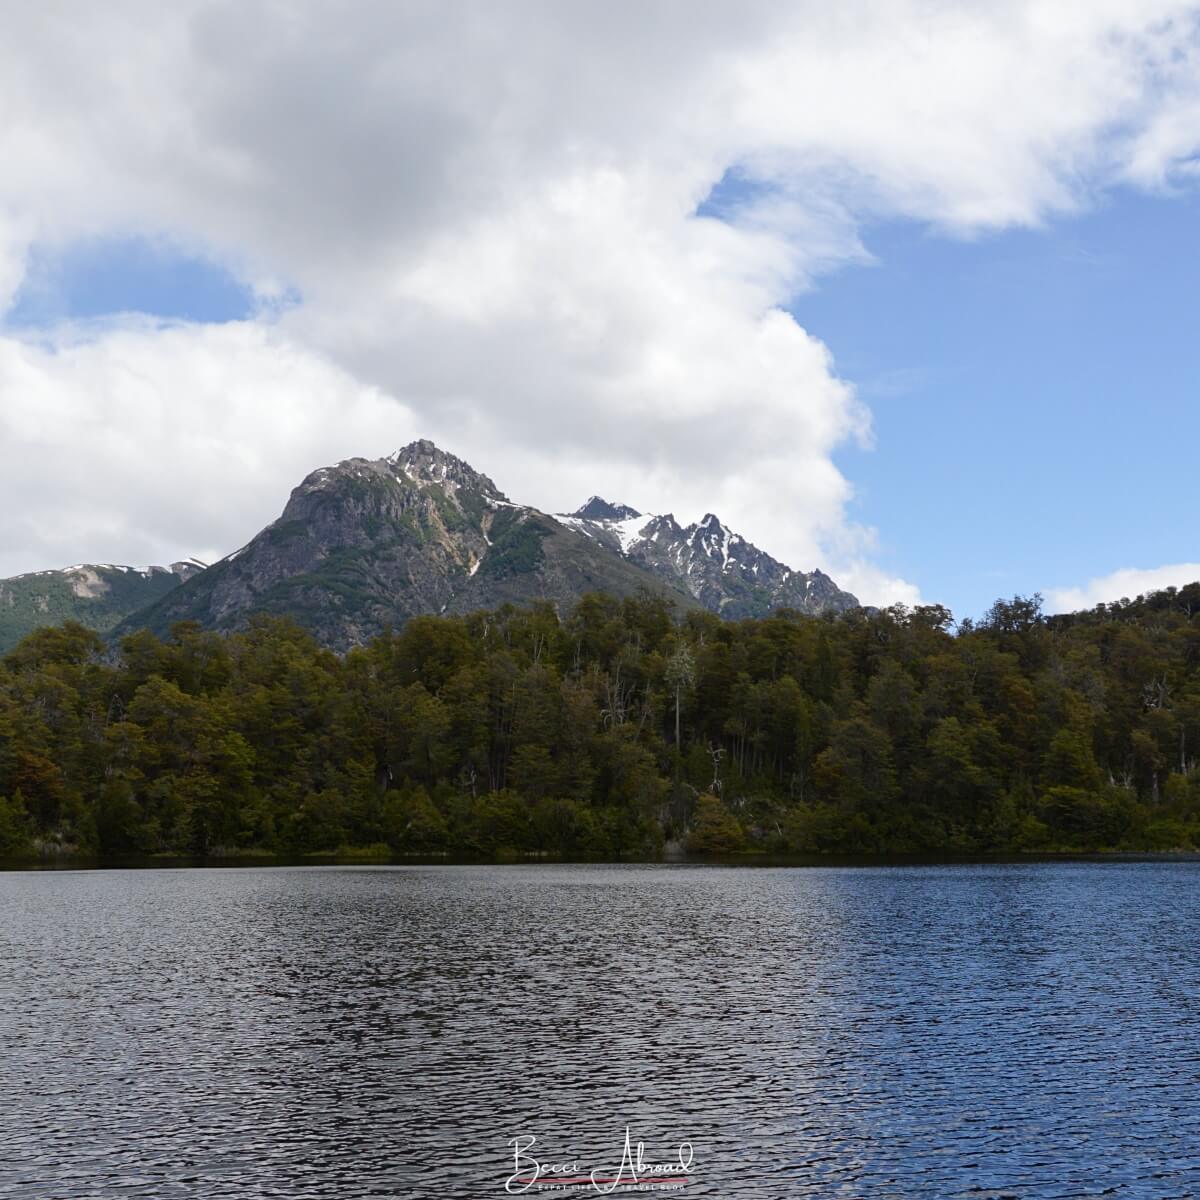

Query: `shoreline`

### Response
(4, 848, 1199, 872)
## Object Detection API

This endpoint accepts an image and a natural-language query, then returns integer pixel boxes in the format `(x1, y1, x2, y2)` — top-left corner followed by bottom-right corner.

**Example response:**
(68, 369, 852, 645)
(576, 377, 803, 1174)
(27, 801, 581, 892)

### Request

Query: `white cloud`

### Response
(830, 562, 923, 611)
(3, 3, 1200, 605)
(0, 321, 413, 576)
(1047, 564, 1200, 614)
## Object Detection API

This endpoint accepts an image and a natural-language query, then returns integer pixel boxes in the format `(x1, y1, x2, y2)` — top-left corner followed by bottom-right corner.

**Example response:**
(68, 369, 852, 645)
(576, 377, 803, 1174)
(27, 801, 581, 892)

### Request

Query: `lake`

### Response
(1, 862, 1198, 1198)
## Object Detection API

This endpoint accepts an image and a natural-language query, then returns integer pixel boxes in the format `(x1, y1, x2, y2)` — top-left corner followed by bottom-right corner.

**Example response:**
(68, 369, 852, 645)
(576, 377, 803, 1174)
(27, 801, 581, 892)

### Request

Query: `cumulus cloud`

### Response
(1047, 564, 1200, 614)
(4, 2, 1200, 599)
(0, 322, 413, 575)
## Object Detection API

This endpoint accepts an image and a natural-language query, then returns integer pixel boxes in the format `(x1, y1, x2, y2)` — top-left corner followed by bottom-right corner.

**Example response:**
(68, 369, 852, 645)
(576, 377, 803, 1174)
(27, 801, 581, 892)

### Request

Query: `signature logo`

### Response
(505, 1127, 694, 1194)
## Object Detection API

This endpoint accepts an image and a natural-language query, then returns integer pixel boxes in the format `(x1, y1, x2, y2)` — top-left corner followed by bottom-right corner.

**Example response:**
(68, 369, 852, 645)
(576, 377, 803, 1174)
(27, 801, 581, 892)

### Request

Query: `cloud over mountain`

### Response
(4, 2, 1200, 603)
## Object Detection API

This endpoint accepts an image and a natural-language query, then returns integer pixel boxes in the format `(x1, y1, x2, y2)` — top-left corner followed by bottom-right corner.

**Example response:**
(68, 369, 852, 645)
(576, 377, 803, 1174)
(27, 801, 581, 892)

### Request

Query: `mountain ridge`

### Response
(4, 441, 859, 652)
(0, 561, 204, 652)
(115, 441, 707, 650)
(555, 495, 858, 620)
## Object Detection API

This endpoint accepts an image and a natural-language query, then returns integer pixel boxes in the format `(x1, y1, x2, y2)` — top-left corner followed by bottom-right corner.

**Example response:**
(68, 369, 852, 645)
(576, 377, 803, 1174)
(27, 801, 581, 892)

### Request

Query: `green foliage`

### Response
(2, 589, 1200, 860)
(0, 791, 32, 856)
(478, 511, 549, 577)
(783, 803, 879, 854)
(686, 794, 744, 852)
(0, 568, 186, 654)
(382, 784, 448, 851)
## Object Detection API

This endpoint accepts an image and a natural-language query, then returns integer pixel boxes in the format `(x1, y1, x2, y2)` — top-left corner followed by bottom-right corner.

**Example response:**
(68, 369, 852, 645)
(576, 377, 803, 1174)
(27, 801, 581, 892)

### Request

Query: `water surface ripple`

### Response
(1, 862, 1198, 1198)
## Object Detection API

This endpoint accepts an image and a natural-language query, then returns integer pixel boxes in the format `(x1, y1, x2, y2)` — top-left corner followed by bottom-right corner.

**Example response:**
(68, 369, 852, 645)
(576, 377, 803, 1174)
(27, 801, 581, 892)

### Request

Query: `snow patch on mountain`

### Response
(555, 497, 859, 618)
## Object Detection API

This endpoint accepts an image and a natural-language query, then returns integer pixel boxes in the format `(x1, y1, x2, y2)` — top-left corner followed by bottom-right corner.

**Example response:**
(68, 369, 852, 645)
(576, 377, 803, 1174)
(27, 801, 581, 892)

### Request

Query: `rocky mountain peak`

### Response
(696, 513, 726, 536)
(571, 496, 642, 522)
(556, 499, 858, 619)
(692, 513, 739, 560)
(387, 439, 504, 498)
(642, 512, 681, 535)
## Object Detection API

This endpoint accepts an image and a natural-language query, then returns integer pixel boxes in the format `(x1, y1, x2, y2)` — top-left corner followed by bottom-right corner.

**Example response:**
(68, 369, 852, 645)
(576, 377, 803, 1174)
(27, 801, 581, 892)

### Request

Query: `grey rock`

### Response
(555, 498, 859, 619)
(118, 443, 699, 651)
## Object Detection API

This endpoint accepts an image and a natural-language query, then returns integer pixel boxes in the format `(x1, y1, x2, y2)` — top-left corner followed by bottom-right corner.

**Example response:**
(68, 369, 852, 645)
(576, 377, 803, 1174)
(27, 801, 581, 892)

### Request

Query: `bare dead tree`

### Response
(1142, 674, 1171, 710)
(665, 644, 696, 751)
(601, 664, 635, 729)
(708, 741, 725, 795)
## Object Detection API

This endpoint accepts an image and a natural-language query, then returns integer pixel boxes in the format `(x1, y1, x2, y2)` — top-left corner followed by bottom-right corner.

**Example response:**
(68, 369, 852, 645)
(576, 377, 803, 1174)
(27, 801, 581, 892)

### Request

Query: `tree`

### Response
(813, 714, 898, 815)
(0, 791, 32, 856)
(665, 643, 696, 751)
(686, 794, 744, 852)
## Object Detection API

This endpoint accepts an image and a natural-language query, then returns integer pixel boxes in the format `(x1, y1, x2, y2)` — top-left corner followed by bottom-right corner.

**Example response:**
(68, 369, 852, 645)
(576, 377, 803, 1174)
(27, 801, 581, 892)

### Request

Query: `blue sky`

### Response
(789, 186, 1200, 619)
(7, 237, 253, 328)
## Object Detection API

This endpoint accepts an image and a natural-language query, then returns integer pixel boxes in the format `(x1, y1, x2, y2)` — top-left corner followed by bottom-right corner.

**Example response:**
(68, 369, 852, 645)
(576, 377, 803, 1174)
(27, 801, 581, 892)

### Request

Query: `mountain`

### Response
(119, 441, 705, 651)
(555, 500, 858, 619)
(0, 561, 204, 653)
(2, 440, 858, 653)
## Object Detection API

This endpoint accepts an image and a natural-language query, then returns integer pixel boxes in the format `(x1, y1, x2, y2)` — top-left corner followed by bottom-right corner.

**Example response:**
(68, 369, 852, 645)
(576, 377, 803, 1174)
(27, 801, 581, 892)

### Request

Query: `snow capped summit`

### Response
(556, 499, 858, 618)
(571, 496, 642, 522)
(693, 514, 734, 564)
(558, 499, 653, 554)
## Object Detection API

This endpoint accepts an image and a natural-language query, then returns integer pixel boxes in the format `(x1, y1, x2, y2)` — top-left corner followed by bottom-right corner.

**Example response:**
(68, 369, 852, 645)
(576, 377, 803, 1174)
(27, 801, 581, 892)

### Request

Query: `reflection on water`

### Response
(1, 863, 1198, 1197)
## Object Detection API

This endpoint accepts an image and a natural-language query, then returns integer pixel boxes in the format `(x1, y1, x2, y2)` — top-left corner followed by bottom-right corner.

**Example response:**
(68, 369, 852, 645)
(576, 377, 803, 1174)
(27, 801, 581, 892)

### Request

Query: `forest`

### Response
(2, 585, 1200, 860)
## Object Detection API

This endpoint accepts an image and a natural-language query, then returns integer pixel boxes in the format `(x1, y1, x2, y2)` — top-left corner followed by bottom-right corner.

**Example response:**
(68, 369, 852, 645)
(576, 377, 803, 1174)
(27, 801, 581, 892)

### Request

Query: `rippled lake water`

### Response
(1, 862, 1199, 1198)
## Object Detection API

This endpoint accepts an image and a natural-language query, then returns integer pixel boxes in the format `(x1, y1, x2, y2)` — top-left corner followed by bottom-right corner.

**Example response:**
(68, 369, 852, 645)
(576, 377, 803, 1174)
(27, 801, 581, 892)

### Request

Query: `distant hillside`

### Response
(0, 562, 203, 653)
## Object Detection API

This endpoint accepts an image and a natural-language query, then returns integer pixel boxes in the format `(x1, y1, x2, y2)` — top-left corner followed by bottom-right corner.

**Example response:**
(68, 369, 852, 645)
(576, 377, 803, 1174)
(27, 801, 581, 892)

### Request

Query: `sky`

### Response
(3, 2, 1200, 621)
(792, 186, 1200, 617)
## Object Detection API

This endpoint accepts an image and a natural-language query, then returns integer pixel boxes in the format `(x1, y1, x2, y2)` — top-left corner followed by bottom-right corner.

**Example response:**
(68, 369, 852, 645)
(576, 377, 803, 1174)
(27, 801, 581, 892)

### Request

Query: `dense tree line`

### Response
(2, 585, 1200, 860)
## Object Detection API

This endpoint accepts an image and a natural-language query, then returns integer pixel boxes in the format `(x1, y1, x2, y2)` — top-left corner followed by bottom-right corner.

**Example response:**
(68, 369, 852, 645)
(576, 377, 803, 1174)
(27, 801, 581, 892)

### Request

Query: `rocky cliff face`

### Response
(121, 441, 700, 650)
(555, 500, 858, 619)
(0, 561, 203, 653)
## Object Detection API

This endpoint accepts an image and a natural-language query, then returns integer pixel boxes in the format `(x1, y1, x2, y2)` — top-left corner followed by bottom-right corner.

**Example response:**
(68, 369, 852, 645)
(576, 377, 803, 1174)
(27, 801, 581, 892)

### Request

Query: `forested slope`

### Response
(2, 586, 1199, 859)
